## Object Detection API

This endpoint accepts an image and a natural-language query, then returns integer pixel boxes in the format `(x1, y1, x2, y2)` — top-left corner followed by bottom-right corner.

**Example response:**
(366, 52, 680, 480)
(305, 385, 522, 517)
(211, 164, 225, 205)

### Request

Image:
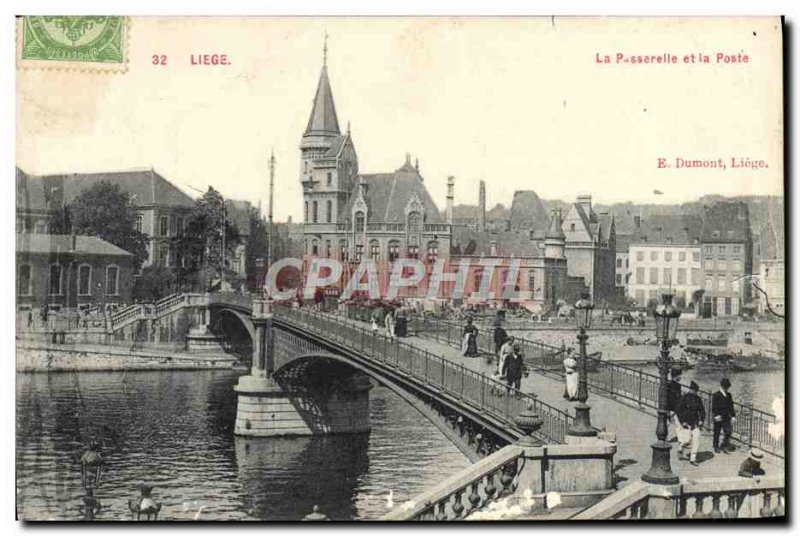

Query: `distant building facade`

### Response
(757, 258, 784, 316)
(16, 167, 195, 269)
(16, 233, 135, 309)
(614, 234, 631, 297)
(699, 202, 753, 317)
(450, 209, 569, 311)
(561, 194, 617, 303)
(299, 51, 451, 270)
(626, 215, 703, 311)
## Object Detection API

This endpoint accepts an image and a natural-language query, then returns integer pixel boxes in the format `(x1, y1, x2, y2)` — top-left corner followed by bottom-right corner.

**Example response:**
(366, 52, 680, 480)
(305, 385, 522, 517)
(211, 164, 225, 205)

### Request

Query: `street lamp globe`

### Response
(653, 293, 681, 343)
(574, 293, 594, 331)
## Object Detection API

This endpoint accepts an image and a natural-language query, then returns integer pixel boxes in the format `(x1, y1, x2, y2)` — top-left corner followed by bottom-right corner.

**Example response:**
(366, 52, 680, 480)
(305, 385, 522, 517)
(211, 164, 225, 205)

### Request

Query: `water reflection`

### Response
(16, 370, 469, 521)
(235, 434, 370, 521)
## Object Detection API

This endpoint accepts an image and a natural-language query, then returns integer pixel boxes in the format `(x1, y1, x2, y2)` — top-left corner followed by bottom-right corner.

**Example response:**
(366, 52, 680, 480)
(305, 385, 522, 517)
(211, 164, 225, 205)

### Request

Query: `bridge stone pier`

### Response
(234, 299, 373, 437)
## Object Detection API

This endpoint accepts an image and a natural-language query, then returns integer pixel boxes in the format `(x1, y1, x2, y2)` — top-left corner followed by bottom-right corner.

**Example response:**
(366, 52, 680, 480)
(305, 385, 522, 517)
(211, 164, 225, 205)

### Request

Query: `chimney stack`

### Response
(576, 194, 592, 218)
(478, 180, 486, 232)
(446, 176, 455, 224)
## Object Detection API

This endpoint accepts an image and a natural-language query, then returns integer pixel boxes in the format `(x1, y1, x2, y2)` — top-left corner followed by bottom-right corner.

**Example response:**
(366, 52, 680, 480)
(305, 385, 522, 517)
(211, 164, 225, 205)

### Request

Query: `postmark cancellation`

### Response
(16, 16, 128, 72)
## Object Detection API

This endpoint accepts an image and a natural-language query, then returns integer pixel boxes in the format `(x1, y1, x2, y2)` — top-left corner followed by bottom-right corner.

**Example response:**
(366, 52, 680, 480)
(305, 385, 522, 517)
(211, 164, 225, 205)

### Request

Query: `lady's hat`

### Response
(749, 448, 764, 460)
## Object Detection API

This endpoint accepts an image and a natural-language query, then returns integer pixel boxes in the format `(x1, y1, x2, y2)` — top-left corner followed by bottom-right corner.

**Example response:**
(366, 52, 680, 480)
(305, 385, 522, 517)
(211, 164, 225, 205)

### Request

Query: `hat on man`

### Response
(671, 367, 682, 378)
(689, 381, 699, 391)
(749, 448, 764, 460)
(721, 377, 732, 389)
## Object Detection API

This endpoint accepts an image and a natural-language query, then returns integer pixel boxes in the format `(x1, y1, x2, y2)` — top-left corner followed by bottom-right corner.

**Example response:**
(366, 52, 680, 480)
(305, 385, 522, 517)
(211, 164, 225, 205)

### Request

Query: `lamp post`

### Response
(568, 293, 596, 438)
(642, 293, 681, 485)
(79, 440, 103, 520)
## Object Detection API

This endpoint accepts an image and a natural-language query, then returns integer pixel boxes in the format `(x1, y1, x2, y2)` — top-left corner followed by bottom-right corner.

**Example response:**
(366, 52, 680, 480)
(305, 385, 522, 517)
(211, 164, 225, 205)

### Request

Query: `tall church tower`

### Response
(300, 37, 358, 257)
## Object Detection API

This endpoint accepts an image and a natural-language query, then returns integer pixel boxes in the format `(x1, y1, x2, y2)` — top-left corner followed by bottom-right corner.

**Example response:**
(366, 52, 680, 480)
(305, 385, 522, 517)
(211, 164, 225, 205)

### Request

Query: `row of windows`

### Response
(304, 200, 334, 223)
(152, 215, 184, 237)
(634, 289, 688, 306)
(307, 239, 438, 263)
(17, 264, 119, 297)
(703, 259, 743, 272)
(703, 244, 743, 257)
(705, 275, 742, 293)
(633, 250, 700, 263)
(633, 267, 700, 286)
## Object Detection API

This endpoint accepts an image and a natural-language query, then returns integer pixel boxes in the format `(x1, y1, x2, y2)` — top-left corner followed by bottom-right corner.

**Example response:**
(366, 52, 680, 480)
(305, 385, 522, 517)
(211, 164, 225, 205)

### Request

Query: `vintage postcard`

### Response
(15, 16, 785, 522)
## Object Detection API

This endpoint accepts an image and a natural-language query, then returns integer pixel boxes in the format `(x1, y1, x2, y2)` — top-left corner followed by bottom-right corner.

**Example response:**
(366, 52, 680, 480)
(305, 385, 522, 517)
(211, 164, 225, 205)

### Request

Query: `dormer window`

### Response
(712, 230, 721, 238)
(355, 211, 365, 233)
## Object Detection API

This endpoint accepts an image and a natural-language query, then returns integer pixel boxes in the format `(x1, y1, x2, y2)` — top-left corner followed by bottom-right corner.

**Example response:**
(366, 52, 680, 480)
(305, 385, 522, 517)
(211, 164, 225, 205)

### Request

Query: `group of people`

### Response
(488, 318, 528, 392)
(667, 372, 761, 473)
(369, 306, 408, 340)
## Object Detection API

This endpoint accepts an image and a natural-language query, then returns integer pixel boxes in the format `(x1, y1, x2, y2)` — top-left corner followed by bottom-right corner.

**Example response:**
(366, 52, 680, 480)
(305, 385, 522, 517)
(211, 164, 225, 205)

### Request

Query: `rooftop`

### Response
(16, 233, 134, 257)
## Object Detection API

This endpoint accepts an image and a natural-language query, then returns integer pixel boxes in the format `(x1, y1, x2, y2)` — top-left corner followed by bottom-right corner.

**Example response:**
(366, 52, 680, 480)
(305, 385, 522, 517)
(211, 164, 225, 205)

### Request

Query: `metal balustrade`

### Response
(274, 306, 577, 445)
(402, 313, 783, 458)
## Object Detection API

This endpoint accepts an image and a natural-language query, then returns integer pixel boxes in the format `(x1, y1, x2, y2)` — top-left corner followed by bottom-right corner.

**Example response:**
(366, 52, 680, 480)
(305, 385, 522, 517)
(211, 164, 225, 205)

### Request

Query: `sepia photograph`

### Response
(13, 15, 786, 522)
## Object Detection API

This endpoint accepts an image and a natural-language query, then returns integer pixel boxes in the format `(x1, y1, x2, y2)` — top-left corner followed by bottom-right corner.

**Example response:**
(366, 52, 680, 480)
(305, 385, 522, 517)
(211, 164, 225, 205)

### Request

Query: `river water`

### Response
(15, 370, 470, 521)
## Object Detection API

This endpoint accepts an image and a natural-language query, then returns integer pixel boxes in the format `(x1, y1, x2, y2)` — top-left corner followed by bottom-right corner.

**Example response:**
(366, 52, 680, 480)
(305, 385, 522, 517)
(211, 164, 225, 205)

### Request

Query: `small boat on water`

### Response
(684, 346, 784, 371)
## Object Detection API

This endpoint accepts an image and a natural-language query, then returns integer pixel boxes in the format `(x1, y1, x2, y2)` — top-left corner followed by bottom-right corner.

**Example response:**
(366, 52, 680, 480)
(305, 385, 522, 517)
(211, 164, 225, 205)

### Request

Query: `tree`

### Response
(133, 266, 176, 302)
(68, 181, 150, 269)
(245, 211, 269, 292)
(175, 187, 240, 290)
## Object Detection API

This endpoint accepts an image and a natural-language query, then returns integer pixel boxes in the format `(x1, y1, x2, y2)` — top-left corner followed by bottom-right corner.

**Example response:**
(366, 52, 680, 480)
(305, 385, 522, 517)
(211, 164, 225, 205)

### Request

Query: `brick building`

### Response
(16, 233, 135, 310)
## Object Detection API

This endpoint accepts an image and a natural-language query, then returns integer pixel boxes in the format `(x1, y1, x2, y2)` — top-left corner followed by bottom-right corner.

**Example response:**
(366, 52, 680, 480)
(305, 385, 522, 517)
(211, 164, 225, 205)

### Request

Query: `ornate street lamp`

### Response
(642, 293, 682, 485)
(568, 293, 596, 438)
(79, 441, 103, 520)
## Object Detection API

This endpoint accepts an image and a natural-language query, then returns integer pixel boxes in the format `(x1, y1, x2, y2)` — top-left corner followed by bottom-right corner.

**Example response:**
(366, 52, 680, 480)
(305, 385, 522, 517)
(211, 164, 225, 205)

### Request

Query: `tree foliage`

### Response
(175, 187, 240, 290)
(68, 181, 150, 269)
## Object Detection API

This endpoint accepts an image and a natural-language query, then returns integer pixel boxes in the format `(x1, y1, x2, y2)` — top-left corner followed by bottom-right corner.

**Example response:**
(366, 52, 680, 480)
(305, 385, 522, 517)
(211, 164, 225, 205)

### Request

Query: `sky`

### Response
(16, 16, 784, 221)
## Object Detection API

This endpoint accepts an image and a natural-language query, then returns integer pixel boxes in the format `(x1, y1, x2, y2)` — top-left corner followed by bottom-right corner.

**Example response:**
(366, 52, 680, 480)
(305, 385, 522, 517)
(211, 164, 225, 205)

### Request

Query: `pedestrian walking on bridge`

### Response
(667, 367, 683, 442)
(563, 348, 578, 401)
(502, 341, 527, 395)
(677, 381, 705, 466)
(712, 378, 736, 454)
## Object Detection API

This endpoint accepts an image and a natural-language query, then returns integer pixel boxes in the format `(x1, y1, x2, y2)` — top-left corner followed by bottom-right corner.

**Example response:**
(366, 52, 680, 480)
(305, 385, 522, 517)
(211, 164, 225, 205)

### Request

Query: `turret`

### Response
(544, 208, 566, 259)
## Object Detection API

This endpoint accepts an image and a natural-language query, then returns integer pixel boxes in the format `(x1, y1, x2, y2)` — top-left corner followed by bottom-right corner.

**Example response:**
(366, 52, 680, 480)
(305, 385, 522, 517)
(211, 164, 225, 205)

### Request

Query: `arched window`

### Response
(369, 240, 380, 262)
(326, 200, 333, 223)
(105, 265, 119, 296)
(388, 240, 400, 263)
(311, 239, 319, 256)
(312, 201, 319, 223)
(78, 264, 92, 296)
(304, 202, 309, 222)
(354, 244, 364, 262)
(325, 240, 331, 258)
(355, 211, 365, 233)
(340, 239, 348, 261)
(49, 264, 62, 295)
(407, 212, 422, 234)
(408, 245, 419, 260)
(426, 241, 439, 264)
(326, 172, 332, 186)
(18, 264, 32, 296)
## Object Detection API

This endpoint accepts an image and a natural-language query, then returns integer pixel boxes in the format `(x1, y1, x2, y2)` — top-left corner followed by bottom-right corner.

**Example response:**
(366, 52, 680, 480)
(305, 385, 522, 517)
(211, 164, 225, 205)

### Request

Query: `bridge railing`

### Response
(275, 306, 578, 445)
(403, 313, 783, 458)
(575, 475, 785, 520)
(383, 444, 524, 520)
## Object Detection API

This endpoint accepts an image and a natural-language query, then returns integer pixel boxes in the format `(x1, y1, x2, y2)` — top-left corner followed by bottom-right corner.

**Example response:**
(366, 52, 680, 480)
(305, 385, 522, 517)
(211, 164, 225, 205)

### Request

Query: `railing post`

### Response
(425, 352, 429, 381)
(460, 364, 465, 399)
(638, 369, 644, 407)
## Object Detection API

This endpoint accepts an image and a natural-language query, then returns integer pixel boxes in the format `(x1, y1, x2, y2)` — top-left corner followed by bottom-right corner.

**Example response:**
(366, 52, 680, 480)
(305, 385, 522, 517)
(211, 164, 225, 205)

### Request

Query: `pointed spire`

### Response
(545, 208, 566, 240)
(304, 35, 340, 138)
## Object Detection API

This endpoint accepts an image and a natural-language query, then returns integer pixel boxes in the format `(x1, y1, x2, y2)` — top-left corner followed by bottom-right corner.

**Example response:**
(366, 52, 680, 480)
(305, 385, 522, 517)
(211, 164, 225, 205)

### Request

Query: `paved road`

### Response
(341, 316, 782, 487)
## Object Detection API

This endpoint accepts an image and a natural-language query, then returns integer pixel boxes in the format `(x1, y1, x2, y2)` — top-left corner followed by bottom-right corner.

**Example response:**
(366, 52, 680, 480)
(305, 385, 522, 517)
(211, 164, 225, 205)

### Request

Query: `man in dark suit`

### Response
(667, 367, 683, 441)
(711, 377, 736, 453)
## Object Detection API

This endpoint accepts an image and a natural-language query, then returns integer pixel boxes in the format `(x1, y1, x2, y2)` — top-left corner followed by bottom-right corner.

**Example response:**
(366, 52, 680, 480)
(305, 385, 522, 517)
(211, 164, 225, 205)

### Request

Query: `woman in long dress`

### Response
(563, 348, 578, 400)
(462, 318, 479, 357)
(384, 308, 395, 340)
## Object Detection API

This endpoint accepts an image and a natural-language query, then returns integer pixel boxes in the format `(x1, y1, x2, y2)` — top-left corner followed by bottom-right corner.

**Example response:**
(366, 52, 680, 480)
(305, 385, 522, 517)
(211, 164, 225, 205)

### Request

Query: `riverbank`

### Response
(16, 341, 239, 372)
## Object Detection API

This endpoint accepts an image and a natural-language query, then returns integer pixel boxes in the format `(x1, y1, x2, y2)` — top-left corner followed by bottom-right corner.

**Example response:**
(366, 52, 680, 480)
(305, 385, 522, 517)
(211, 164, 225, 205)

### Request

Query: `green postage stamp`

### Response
(17, 16, 127, 71)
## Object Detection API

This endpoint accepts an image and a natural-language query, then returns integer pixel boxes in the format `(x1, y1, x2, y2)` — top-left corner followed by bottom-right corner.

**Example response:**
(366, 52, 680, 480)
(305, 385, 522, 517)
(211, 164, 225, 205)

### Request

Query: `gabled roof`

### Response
(630, 214, 703, 245)
(323, 134, 347, 158)
(17, 168, 195, 210)
(700, 202, 751, 243)
(597, 213, 615, 243)
(451, 227, 543, 258)
(304, 65, 340, 137)
(16, 233, 134, 257)
(345, 159, 444, 224)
